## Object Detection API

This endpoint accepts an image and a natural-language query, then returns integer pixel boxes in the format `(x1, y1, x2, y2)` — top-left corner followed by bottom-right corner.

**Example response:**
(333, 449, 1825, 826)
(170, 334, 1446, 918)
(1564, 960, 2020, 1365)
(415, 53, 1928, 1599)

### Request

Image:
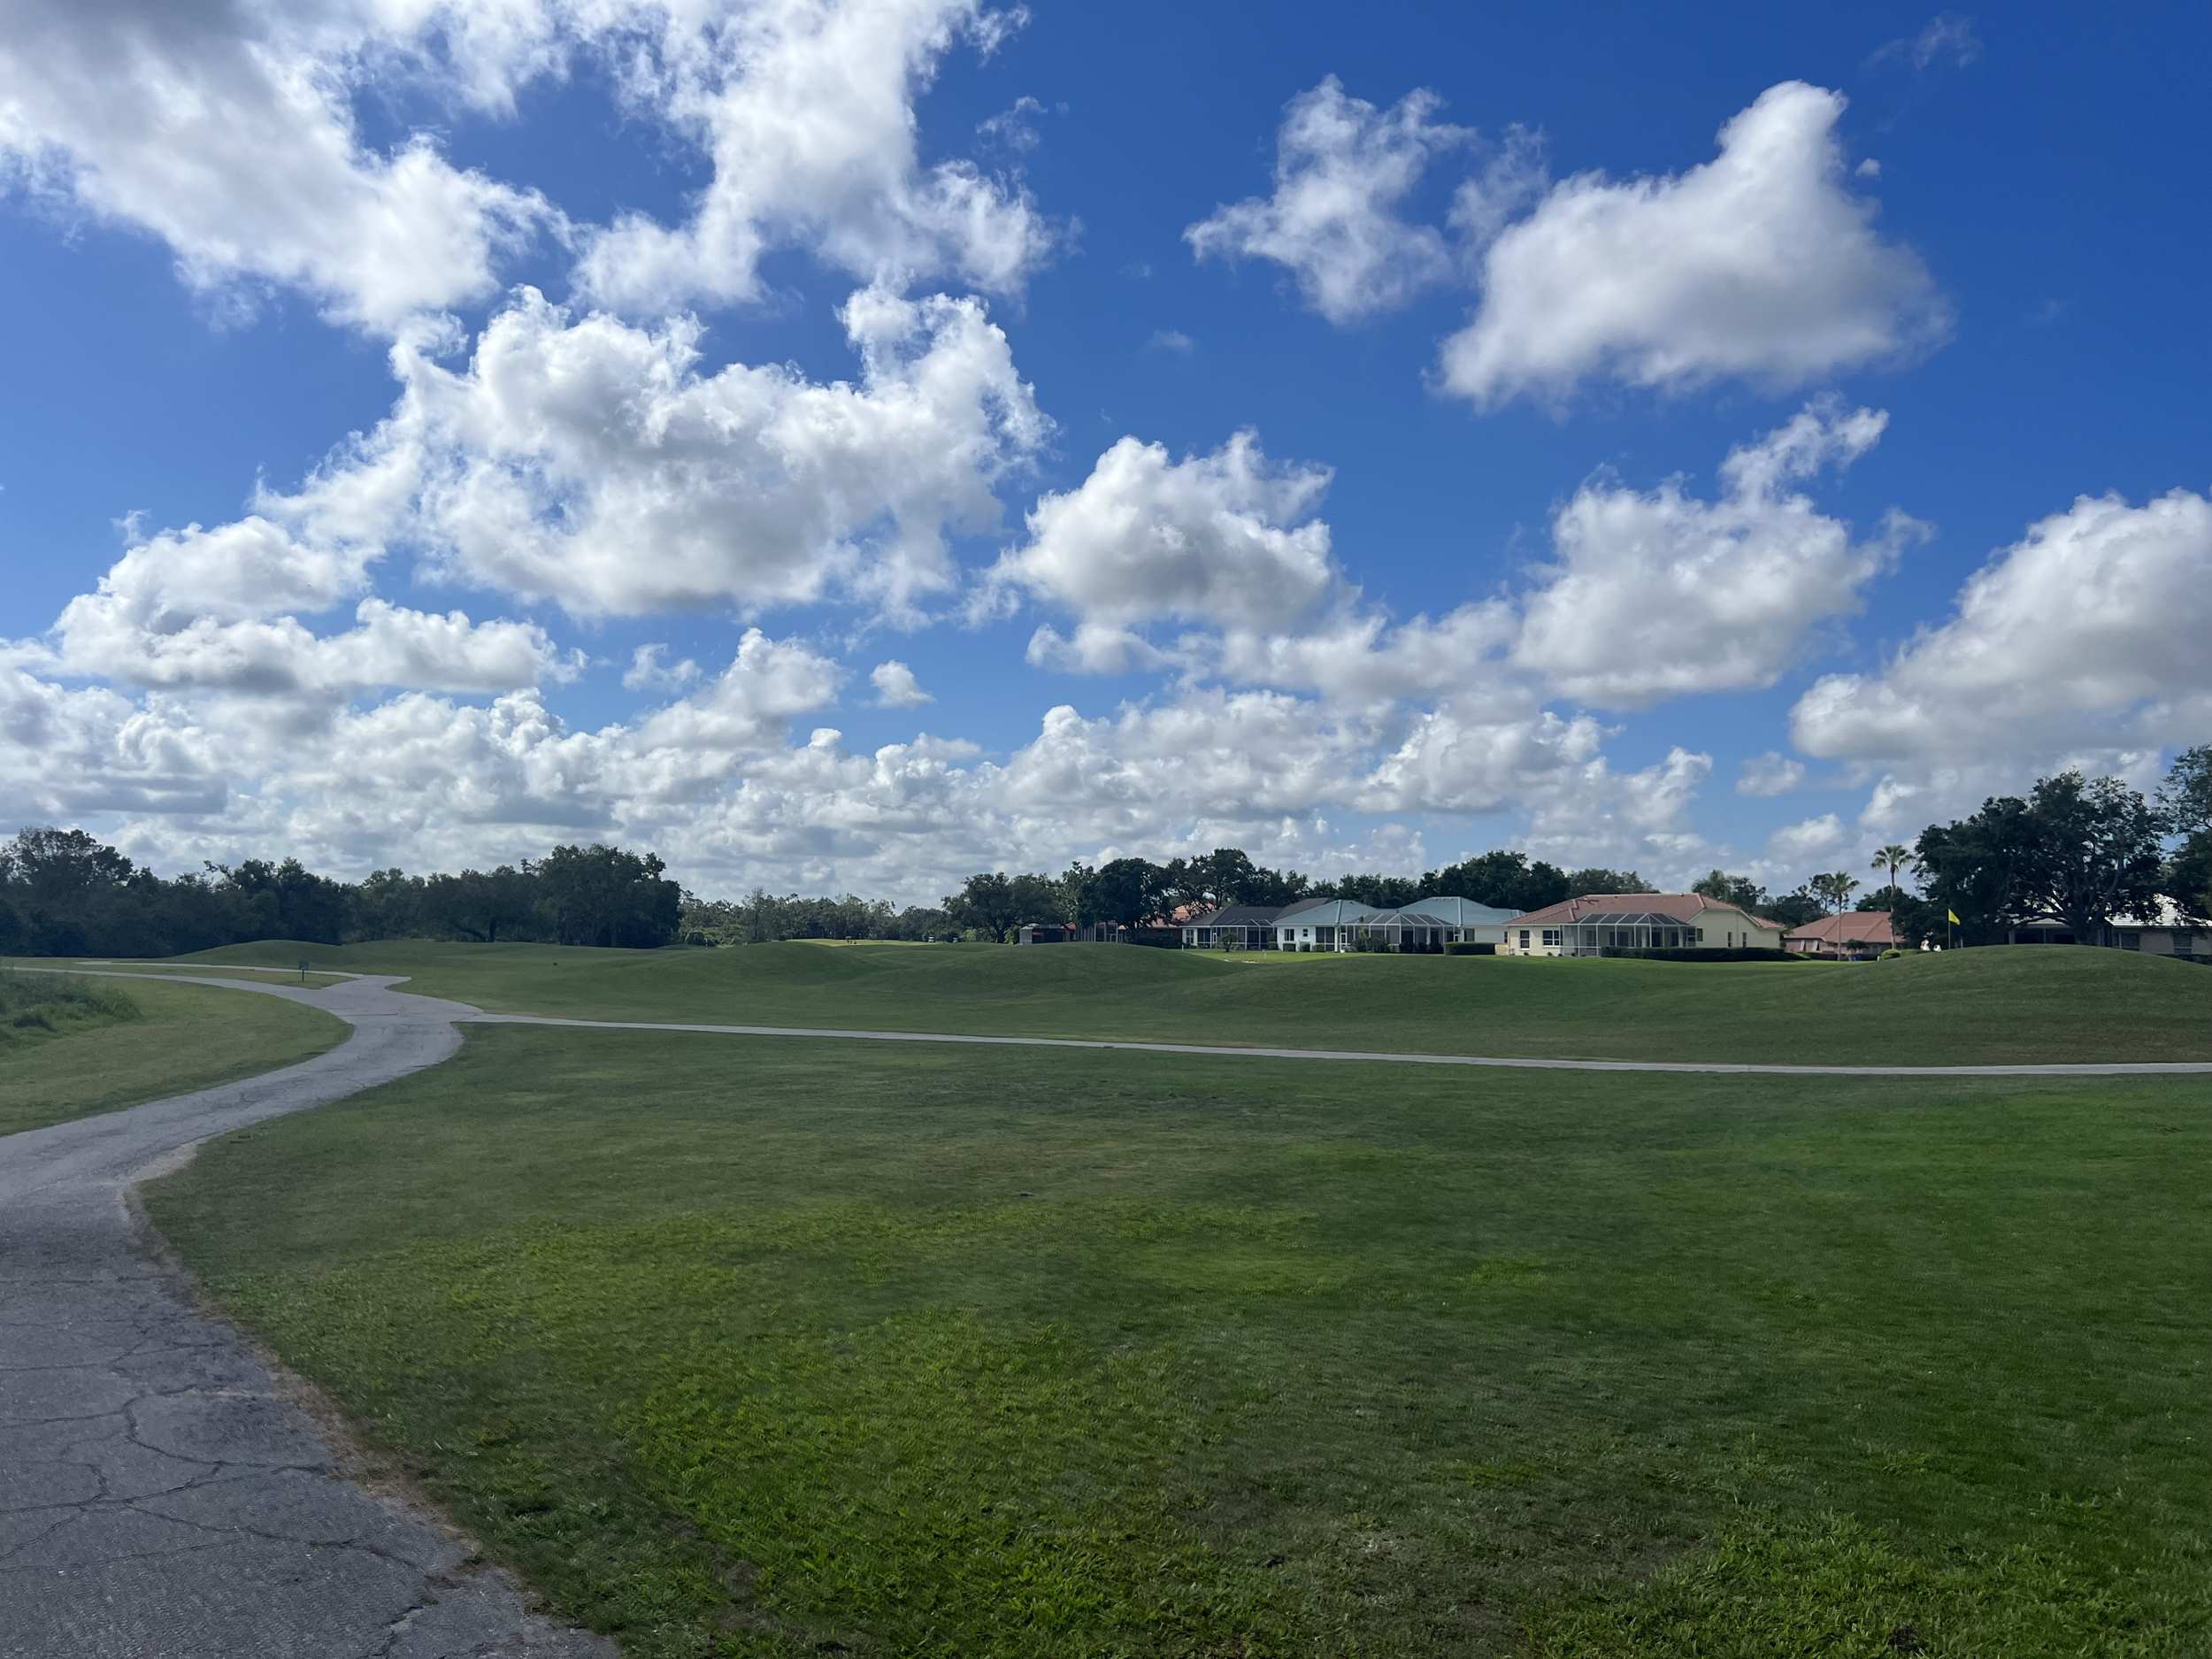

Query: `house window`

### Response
(1518, 929, 1531, 949)
(1541, 928, 1560, 948)
(2119, 931, 2141, 950)
(1697, 929, 1707, 944)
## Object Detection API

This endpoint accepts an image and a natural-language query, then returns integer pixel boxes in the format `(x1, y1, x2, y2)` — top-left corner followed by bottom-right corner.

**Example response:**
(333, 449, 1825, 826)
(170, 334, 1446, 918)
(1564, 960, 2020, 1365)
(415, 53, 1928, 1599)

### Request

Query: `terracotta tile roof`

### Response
(1785, 911, 1897, 946)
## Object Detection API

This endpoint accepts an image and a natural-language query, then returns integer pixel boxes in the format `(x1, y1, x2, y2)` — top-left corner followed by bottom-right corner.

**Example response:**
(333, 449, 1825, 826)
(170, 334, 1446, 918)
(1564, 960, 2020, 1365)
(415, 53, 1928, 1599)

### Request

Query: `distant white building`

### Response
(1271, 895, 1519, 952)
(2005, 902, 2205, 961)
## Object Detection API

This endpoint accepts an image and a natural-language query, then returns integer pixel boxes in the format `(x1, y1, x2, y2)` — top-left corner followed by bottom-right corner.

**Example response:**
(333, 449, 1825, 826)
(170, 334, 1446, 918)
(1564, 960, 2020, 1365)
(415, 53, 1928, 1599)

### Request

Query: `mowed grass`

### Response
(149, 1026, 2212, 1656)
(0, 969, 347, 1137)
(33, 959, 356, 988)
(177, 936, 2212, 1066)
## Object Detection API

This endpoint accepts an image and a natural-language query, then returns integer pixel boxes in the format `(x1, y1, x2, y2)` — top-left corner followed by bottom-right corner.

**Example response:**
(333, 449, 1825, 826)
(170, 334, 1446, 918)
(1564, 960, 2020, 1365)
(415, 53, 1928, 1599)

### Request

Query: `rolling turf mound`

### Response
(173, 939, 2212, 1067)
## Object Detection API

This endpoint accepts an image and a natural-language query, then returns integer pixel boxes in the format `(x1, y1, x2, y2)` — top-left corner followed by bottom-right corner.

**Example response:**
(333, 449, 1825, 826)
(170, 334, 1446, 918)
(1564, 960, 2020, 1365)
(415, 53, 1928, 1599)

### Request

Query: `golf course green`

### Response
(0, 968, 347, 1136)
(170, 935, 2212, 1067)
(148, 1020, 2212, 1657)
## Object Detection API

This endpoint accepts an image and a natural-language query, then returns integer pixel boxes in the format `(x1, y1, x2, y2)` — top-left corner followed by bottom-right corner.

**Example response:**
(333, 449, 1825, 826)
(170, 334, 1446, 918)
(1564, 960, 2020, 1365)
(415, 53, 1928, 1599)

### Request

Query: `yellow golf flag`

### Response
(1947, 908, 1961, 925)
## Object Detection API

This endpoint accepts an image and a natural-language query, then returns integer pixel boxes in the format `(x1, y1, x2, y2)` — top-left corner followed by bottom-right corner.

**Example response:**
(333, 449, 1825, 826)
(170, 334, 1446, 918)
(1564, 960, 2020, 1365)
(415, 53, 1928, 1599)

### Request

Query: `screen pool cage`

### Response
(1554, 910, 1701, 956)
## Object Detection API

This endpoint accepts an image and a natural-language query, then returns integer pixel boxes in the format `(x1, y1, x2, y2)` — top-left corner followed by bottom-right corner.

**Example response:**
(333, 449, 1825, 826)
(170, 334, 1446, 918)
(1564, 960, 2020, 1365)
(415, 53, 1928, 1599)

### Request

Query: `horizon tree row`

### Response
(0, 830, 682, 957)
(7, 749, 2205, 954)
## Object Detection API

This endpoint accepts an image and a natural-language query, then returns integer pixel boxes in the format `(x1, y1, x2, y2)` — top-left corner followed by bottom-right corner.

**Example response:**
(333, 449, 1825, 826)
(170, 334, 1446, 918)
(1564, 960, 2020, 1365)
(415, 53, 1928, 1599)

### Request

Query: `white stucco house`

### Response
(1271, 895, 1519, 952)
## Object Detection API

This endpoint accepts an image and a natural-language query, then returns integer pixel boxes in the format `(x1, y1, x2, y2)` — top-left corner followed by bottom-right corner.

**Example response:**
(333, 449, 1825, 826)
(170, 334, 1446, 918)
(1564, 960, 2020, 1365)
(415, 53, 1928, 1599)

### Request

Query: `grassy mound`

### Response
(0, 971, 347, 1137)
(178, 939, 2212, 1066)
(149, 1027, 2212, 1656)
(0, 965, 139, 1048)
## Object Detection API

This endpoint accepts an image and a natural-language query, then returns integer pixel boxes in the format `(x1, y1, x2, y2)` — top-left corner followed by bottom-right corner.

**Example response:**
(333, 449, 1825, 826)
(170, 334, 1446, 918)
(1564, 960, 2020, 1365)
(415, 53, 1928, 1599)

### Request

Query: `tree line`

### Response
(941, 849, 1678, 941)
(1892, 752, 2211, 945)
(9, 749, 2205, 955)
(0, 829, 682, 956)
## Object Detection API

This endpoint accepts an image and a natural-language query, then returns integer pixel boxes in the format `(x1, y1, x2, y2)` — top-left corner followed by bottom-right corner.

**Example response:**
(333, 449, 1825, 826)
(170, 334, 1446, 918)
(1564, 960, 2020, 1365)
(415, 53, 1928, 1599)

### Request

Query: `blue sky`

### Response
(4, 1, 2208, 901)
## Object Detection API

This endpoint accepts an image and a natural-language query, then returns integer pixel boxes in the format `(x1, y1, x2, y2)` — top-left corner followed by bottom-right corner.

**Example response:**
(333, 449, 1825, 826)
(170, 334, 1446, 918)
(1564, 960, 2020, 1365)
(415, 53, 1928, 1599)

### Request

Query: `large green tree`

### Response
(1915, 772, 2165, 943)
(2158, 745, 2212, 837)
(1692, 870, 1766, 912)
(2016, 772, 2166, 940)
(1565, 867, 1647, 898)
(1421, 850, 1570, 912)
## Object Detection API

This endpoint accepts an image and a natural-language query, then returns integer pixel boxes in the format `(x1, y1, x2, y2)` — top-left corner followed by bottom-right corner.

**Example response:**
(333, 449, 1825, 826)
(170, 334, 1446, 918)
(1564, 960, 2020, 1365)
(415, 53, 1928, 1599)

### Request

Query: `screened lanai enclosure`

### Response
(1549, 910, 1703, 956)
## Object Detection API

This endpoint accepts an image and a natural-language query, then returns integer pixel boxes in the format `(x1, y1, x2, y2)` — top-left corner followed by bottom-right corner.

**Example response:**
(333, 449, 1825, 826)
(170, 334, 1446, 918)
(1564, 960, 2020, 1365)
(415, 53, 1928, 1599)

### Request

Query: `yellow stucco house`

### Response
(1500, 893, 1788, 956)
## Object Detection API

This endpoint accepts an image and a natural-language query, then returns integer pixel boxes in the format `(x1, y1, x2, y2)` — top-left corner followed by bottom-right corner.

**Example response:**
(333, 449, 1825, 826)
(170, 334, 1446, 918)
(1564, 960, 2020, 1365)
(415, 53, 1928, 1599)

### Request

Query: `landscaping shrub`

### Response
(1879, 948, 1905, 960)
(1445, 941, 1496, 956)
(0, 968, 138, 1048)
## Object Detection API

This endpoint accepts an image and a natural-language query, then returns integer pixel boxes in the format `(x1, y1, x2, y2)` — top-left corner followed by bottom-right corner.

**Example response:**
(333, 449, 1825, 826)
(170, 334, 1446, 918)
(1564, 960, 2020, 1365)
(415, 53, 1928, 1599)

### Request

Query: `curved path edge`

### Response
(468, 1011, 2212, 1078)
(1, 970, 613, 1659)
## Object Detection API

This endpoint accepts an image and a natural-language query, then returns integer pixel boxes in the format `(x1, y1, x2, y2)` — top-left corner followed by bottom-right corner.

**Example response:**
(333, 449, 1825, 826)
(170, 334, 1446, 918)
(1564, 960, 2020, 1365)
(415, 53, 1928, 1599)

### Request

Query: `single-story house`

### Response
(1500, 894, 1787, 957)
(1017, 922, 1148, 944)
(2005, 905, 2204, 960)
(1179, 904, 1283, 949)
(1271, 895, 1518, 952)
(1786, 911, 1896, 957)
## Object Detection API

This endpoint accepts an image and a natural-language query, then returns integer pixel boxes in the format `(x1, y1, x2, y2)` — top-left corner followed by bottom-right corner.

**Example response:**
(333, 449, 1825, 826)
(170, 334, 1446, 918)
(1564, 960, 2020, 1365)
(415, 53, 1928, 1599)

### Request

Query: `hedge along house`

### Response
(1501, 894, 1786, 957)
(1271, 895, 1520, 953)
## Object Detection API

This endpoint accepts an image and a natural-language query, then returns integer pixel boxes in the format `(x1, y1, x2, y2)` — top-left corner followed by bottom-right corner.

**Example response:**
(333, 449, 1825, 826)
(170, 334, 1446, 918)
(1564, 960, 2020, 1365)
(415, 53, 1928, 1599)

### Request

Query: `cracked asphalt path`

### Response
(0, 973, 613, 1659)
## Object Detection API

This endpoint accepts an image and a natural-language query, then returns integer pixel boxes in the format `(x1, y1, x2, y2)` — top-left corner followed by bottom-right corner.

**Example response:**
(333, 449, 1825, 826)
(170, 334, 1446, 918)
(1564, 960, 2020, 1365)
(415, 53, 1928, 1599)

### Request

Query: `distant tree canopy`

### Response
(1910, 768, 2183, 944)
(0, 826, 682, 956)
(677, 890, 951, 946)
(16, 752, 2207, 955)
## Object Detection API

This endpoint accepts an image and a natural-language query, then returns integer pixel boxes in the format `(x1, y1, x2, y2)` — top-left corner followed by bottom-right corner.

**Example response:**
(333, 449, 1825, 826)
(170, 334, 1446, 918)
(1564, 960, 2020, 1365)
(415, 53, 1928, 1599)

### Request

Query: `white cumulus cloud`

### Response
(869, 660, 934, 707)
(263, 282, 1047, 623)
(0, 0, 559, 330)
(988, 432, 1338, 632)
(573, 0, 1053, 312)
(1186, 78, 1474, 323)
(1439, 82, 1949, 406)
(1792, 486, 2212, 765)
(1513, 403, 1917, 708)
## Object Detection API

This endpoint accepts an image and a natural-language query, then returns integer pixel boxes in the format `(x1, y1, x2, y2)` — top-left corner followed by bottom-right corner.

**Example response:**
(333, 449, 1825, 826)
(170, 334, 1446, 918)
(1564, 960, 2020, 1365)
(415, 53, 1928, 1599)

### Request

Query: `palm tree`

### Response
(1818, 872, 1862, 915)
(1870, 844, 1910, 903)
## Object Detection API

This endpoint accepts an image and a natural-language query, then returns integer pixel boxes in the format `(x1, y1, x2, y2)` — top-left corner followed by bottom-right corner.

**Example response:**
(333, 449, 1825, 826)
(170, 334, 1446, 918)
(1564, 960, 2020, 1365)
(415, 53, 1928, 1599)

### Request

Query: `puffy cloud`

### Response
(869, 659, 933, 707)
(0, 665, 227, 818)
(1439, 82, 1948, 406)
(0, 0, 557, 329)
(573, 0, 1052, 311)
(1185, 78, 1473, 323)
(1515, 745, 1717, 884)
(268, 282, 1046, 622)
(1791, 487, 2212, 764)
(1207, 604, 1515, 703)
(43, 518, 573, 697)
(1361, 697, 1607, 816)
(989, 432, 1337, 631)
(1023, 624, 1175, 678)
(623, 645, 702, 692)
(1736, 751, 1807, 796)
(627, 629, 844, 760)
(1767, 811, 1847, 864)
(1513, 403, 1916, 708)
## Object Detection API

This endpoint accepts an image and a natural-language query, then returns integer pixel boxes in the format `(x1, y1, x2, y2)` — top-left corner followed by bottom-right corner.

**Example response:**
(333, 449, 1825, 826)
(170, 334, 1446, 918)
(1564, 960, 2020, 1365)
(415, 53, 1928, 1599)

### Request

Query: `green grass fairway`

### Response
(178, 937, 2212, 1067)
(43, 960, 357, 988)
(149, 1026, 2212, 1657)
(0, 970, 347, 1137)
